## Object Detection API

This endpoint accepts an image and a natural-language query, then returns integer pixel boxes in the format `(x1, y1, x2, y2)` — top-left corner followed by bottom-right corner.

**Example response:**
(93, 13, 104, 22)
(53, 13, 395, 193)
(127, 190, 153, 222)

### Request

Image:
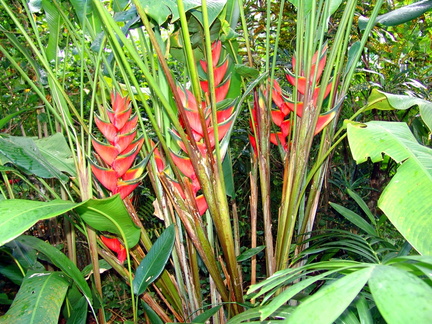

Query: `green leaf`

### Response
(141, 301, 163, 324)
(369, 265, 432, 323)
(69, 0, 102, 35)
(0, 271, 70, 323)
(286, 266, 374, 324)
(133, 225, 175, 295)
(288, 0, 343, 18)
(222, 151, 235, 198)
(192, 305, 222, 323)
(234, 64, 260, 79)
(13, 235, 92, 303)
(42, 0, 62, 61)
(35, 133, 76, 177)
(0, 135, 69, 182)
(136, 0, 226, 26)
(0, 199, 79, 246)
(237, 245, 266, 262)
(0, 109, 33, 129)
(359, 0, 432, 29)
(366, 89, 432, 132)
(66, 295, 88, 324)
(75, 195, 141, 248)
(347, 121, 432, 255)
(346, 189, 376, 225)
(330, 202, 377, 236)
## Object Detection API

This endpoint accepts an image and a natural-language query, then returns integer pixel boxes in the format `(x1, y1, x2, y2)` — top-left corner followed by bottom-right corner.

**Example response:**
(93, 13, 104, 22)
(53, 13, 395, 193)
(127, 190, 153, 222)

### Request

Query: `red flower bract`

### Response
(91, 92, 144, 199)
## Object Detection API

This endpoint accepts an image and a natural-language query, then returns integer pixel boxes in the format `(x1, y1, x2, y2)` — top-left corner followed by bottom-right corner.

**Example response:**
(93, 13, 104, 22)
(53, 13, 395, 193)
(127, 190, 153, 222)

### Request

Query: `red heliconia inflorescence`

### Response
(100, 235, 127, 263)
(250, 47, 335, 152)
(91, 92, 145, 200)
(91, 93, 145, 263)
(166, 41, 235, 216)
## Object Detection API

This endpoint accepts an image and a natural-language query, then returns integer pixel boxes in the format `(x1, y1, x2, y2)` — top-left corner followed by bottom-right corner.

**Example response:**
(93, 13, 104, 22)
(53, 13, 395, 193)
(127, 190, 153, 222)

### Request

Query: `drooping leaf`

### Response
(369, 265, 432, 323)
(133, 224, 175, 295)
(359, 0, 432, 29)
(0, 271, 70, 323)
(366, 89, 432, 132)
(75, 195, 141, 248)
(0, 199, 79, 246)
(286, 266, 374, 324)
(347, 121, 432, 255)
(0, 135, 69, 182)
(13, 235, 92, 303)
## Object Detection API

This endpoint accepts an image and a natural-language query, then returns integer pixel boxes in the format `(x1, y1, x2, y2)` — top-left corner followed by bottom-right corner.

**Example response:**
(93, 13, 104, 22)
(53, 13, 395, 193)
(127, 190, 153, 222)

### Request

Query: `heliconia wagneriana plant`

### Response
(250, 47, 335, 152)
(91, 92, 145, 200)
(91, 92, 144, 262)
(167, 41, 235, 216)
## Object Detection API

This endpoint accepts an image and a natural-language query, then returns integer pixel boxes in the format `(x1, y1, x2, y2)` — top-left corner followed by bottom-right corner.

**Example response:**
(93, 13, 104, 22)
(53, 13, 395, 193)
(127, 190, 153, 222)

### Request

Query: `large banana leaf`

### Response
(366, 89, 432, 132)
(347, 121, 432, 256)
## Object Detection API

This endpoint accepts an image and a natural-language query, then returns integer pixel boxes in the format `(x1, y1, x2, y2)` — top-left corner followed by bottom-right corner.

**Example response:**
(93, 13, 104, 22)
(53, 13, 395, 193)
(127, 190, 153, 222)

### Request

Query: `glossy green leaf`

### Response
(369, 265, 432, 323)
(359, 0, 432, 29)
(0, 135, 68, 182)
(347, 121, 432, 255)
(133, 224, 175, 295)
(0, 271, 70, 324)
(13, 235, 92, 303)
(330, 202, 377, 236)
(69, 0, 102, 35)
(222, 151, 235, 198)
(42, 0, 62, 61)
(366, 89, 432, 132)
(237, 245, 266, 262)
(141, 301, 163, 324)
(286, 266, 374, 324)
(66, 295, 88, 324)
(0, 199, 79, 246)
(35, 133, 76, 177)
(75, 195, 141, 248)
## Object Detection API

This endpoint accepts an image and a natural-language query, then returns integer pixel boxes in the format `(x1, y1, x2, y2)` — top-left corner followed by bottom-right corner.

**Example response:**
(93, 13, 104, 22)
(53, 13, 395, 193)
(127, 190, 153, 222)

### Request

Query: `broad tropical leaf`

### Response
(0, 136, 69, 182)
(0, 271, 70, 324)
(14, 235, 92, 302)
(35, 133, 76, 177)
(0, 199, 79, 246)
(286, 266, 375, 324)
(347, 121, 432, 255)
(366, 89, 432, 132)
(359, 0, 432, 29)
(75, 195, 141, 248)
(369, 265, 432, 323)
